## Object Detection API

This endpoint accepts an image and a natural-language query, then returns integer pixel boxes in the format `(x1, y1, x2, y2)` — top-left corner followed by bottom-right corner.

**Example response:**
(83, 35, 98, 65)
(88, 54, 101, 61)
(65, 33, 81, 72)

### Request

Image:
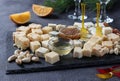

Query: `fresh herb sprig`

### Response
(44, 0, 116, 13)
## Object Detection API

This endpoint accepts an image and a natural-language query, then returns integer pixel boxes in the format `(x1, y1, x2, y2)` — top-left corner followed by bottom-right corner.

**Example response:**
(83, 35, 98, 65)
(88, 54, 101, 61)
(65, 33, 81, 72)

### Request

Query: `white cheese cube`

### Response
(73, 47, 83, 58)
(56, 24, 66, 31)
(73, 22, 82, 29)
(48, 23, 57, 30)
(13, 32, 26, 41)
(73, 40, 82, 47)
(102, 27, 112, 35)
(15, 36, 30, 50)
(95, 23, 105, 28)
(45, 51, 60, 64)
(30, 41, 41, 53)
(35, 47, 49, 58)
(31, 29, 43, 35)
(84, 22, 94, 28)
(42, 26, 53, 34)
(27, 33, 42, 42)
(102, 41, 113, 49)
(41, 40, 49, 48)
(29, 23, 42, 29)
(16, 26, 30, 34)
(107, 33, 120, 42)
(41, 34, 50, 41)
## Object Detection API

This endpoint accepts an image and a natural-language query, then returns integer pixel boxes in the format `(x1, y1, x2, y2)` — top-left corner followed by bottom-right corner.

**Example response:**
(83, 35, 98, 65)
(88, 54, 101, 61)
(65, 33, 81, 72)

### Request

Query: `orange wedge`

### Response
(9, 11, 31, 24)
(32, 4, 53, 17)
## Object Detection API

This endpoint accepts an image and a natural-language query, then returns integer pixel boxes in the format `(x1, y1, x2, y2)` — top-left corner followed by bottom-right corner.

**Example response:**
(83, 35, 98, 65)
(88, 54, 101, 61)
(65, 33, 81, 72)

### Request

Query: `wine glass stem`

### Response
(100, 3, 107, 22)
(74, 0, 81, 17)
(74, 0, 78, 17)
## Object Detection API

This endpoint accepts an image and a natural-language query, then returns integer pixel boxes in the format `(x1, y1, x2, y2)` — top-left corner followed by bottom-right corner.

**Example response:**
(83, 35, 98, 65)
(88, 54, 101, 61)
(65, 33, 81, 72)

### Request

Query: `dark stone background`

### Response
(0, 0, 120, 81)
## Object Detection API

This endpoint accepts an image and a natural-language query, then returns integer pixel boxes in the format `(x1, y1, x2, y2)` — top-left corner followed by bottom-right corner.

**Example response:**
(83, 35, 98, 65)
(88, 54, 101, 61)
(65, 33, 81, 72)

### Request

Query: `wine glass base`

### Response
(78, 15, 88, 20)
(104, 16, 113, 23)
(93, 16, 113, 23)
(68, 15, 78, 20)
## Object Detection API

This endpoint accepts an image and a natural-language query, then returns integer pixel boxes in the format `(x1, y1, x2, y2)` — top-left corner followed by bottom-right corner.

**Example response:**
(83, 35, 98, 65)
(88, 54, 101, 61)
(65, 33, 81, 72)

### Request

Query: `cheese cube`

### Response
(16, 26, 30, 34)
(45, 51, 60, 64)
(35, 47, 49, 58)
(82, 35, 105, 57)
(41, 40, 49, 48)
(95, 23, 105, 28)
(102, 41, 113, 49)
(102, 27, 112, 35)
(41, 34, 50, 41)
(15, 36, 30, 50)
(48, 23, 57, 30)
(56, 24, 66, 31)
(73, 22, 82, 29)
(73, 47, 83, 58)
(13, 32, 26, 41)
(27, 33, 42, 41)
(73, 40, 82, 47)
(92, 44, 103, 56)
(31, 29, 43, 35)
(42, 26, 53, 34)
(30, 41, 41, 53)
(107, 33, 120, 42)
(29, 23, 42, 29)
(85, 22, 94, 28)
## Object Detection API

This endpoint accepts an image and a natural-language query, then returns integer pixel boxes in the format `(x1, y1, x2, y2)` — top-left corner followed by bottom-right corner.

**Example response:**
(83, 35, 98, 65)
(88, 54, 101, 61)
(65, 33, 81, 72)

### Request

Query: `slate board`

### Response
(6, 31, 120, 74)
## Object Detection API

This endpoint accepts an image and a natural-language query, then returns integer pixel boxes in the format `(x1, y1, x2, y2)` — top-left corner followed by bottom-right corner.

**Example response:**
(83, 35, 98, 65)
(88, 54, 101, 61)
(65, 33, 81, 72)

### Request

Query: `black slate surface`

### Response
(1, 0, 120, 81)
(6, 31, 120, 74)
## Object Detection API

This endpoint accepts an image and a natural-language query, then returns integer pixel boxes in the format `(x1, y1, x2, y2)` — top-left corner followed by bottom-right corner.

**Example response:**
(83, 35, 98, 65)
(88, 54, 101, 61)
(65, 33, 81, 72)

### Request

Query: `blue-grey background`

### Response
(0, 0, 120, 81)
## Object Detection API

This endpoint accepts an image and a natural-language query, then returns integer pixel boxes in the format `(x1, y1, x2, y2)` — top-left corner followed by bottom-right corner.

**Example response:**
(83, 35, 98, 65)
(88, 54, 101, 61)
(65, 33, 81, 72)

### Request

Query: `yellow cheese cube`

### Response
(45, 51, 60, 64)
(30, 41, 41, 53)
(15, 36, 30, 50)
(27, 33, 42, 42)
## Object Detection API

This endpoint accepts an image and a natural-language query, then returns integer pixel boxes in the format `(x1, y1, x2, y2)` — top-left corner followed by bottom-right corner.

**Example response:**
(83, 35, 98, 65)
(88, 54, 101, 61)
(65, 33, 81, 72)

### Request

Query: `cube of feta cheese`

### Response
(45, 51, 60, 64)
(27, 33, 42, 41)
(95, 23, 105, 28)
(73, 47, 83, 58)
(31, 29, 43, 35)
(13, 32, 26, 41)
(56, 24, 66, 31)
(41, 40, 49, 48)
(107, 33, 120, 42)
(15, 36, 30, 50)
(42, 26, 53, 34)
(84, 22, 94, 28)
(41, 34, 50, 41)
(35, 47, 49, 58)
(93, 44, 109, 57)
(30, 41, 41, 53)
(48, 23, 57, 30)
(16, 26, 30, 34)
(102, 41, 113, 49)
(73, 40, 82, 47)
(28, 23, 42, 29)
(102, 27, 112, 35)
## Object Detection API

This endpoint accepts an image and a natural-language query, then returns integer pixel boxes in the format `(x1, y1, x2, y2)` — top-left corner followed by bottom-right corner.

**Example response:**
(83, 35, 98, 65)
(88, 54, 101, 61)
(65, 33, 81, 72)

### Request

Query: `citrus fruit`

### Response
(9, 11, 31, 24)
(32, 4, 53, 17)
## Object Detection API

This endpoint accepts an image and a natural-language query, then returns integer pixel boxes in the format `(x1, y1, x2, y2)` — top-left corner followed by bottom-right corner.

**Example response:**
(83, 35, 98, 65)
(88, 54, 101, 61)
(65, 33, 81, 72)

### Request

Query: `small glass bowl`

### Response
(48, 37, 74, 56)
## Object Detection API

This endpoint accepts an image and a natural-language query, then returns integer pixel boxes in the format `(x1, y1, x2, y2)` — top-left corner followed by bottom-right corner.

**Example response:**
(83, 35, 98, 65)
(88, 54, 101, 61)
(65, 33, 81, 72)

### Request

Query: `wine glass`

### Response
(68, 0, 87, 20)
(99, 0, 113, 23)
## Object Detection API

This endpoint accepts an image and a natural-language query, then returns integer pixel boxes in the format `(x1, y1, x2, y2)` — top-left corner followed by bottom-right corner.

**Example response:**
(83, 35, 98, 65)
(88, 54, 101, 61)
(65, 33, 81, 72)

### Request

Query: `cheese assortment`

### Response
(8, 22, 120, 65)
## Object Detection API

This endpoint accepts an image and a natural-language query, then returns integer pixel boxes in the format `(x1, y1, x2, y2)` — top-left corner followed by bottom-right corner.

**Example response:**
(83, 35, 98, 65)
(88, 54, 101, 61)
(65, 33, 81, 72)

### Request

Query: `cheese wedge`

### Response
(30, 41, 41, 53)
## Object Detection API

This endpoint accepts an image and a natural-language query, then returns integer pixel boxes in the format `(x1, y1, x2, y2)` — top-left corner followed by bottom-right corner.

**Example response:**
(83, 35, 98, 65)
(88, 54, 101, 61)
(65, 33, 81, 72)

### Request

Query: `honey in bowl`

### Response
(48, 37, 74, 56)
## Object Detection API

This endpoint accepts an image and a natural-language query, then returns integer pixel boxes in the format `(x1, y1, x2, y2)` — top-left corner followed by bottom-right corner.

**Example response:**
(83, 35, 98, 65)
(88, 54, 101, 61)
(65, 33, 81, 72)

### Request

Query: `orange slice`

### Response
(9, 11, 31, 24)
(32, 4, 53, 17)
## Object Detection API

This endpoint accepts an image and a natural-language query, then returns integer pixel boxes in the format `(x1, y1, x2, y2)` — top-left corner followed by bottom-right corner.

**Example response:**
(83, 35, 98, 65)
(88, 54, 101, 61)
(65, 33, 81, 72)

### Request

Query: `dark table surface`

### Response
(1, 0, 120, 81)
